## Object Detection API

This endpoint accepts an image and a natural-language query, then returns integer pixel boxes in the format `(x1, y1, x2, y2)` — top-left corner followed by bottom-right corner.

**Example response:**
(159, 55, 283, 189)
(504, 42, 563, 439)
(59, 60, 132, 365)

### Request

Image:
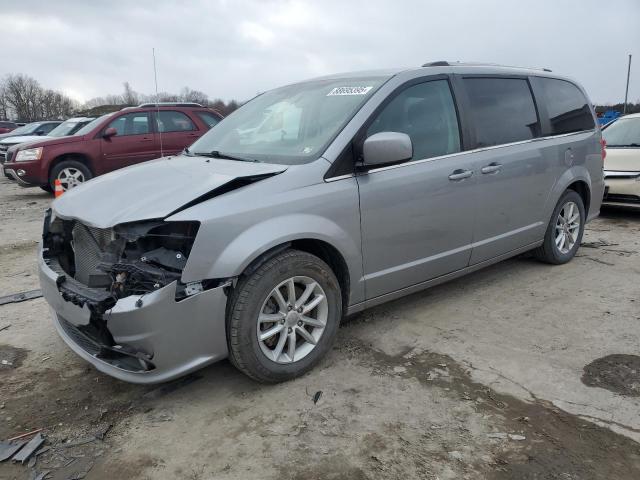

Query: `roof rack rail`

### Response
(137, 102, 203, 108)
(421, 61, 552, 72)
(422, 61, 450, 67)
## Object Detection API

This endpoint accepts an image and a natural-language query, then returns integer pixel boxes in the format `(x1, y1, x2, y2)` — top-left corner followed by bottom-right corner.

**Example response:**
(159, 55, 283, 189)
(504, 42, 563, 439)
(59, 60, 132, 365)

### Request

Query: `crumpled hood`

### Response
(0, 134, 51, 145)
(53, 155, 287, 228)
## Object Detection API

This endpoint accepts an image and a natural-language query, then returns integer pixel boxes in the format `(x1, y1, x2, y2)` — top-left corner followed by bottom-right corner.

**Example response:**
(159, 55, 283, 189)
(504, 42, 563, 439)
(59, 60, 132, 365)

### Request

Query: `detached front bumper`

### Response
(39, 247, 230, 384)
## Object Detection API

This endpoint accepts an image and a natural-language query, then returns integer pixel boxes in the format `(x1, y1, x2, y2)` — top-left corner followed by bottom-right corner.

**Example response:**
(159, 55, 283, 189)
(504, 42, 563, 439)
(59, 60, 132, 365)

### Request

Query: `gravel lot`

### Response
(1, 175, 639, 480)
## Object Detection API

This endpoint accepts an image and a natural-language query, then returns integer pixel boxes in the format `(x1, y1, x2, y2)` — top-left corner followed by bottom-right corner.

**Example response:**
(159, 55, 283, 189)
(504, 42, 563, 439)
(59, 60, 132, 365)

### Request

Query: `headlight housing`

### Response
(15, 147, 43, 162)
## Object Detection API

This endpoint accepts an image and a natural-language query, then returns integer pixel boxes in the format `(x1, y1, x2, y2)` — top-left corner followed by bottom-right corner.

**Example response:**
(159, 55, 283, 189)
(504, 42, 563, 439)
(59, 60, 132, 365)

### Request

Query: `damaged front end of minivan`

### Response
(39, 209, 231, 383)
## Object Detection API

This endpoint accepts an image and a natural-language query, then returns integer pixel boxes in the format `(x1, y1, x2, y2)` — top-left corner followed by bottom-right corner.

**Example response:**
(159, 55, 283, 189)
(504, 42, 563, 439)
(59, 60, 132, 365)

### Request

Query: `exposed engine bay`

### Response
(42, 210, 205, 315)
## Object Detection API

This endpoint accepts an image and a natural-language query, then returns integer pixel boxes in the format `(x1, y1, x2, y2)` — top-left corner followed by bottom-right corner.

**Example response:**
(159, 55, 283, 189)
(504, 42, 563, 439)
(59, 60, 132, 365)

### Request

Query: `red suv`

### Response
(3, 103, 222, 192)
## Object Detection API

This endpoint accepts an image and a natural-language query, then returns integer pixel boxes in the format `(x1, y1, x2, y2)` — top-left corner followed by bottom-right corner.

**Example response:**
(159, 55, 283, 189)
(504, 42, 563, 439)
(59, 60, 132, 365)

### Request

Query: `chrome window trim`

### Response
(323, 129, 596, 180)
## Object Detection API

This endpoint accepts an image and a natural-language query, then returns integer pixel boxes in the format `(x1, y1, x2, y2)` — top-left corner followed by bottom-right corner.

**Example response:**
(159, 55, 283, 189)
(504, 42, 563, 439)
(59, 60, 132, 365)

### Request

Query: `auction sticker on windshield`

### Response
(327, 86, 373, 96)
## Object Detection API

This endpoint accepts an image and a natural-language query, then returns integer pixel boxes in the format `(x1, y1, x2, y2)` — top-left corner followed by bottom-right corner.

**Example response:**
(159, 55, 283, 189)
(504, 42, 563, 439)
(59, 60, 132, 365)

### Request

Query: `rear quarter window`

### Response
(463, 77, 541, 147)
(532, 77, 595, 135)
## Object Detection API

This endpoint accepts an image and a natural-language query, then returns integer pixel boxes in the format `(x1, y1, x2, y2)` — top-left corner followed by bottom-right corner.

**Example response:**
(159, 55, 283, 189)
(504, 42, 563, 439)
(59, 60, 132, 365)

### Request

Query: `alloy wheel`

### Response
(257, 276, 328, 364)
(555, 201, 580, 254)
(57, 167, 85, 191)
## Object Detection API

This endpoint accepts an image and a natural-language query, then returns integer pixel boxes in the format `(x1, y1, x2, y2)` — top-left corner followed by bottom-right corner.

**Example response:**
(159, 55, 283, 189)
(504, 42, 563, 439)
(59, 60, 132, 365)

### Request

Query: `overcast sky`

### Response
(2, 0, 638, 104)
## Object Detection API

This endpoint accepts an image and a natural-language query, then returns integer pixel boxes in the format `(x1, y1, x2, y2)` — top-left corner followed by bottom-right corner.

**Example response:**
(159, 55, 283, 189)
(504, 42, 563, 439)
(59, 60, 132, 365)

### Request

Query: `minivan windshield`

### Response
(47, 119, 91, 138)
(75, 114, 113, 136)
(602, 117, 640, 147)
(187, 77, 387, 164)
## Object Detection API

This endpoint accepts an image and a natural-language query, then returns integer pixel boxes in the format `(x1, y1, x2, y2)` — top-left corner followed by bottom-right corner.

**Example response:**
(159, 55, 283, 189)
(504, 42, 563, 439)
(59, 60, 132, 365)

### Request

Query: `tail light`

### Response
(600, 138, 606, 162)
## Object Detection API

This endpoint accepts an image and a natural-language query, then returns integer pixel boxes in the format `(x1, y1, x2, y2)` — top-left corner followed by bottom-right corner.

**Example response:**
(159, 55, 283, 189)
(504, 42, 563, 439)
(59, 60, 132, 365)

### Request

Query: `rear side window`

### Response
(367, 80, 461, 160)
(196, 111, 221, 128)
(463, 78, 540, 147)
(156, 110, 196, 133)
(533, 77, 594, 135)
(108, 113, 150, 136)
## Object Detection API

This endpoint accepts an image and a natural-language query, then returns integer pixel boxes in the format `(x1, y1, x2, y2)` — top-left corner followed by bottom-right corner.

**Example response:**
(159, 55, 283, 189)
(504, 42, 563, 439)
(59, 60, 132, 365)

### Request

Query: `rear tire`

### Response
(227, 249, 342, 383)
(534, 190, 585, 264)
(49, 160, 92, 191)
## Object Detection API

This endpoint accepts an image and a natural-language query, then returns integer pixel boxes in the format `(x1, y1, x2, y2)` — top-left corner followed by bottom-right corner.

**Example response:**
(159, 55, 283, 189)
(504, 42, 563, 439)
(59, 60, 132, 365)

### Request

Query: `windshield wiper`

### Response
(192, 150, 260, 162)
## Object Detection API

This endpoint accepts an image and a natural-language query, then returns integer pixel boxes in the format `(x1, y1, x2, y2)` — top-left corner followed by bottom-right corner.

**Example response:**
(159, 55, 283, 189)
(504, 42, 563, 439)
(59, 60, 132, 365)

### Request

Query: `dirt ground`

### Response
(1, 175, 639, 480)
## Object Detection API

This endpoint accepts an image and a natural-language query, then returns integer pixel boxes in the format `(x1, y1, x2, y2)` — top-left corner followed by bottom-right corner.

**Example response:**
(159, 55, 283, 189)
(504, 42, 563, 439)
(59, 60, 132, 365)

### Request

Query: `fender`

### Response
(181, 213, 365, 304)
(542, 164, 592, 223)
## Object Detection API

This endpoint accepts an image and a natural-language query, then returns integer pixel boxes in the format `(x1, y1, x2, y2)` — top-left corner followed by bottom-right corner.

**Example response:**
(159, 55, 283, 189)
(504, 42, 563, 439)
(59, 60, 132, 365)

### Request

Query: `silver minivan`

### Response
(39, 62, 604, 384)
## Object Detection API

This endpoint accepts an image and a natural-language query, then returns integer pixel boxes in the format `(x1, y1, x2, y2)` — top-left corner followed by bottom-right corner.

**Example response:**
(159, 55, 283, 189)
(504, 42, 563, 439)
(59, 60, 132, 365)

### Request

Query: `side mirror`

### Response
(362, 132, 413, 167)
(35, 130, 45, 135)
(103, 127, 118, 138)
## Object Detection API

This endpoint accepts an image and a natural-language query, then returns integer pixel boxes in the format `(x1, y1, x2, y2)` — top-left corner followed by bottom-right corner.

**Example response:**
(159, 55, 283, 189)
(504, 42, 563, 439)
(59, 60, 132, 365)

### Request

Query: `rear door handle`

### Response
(480, 163, 503, 174)
(140, 137, 153, 142)
(448, 169, 473, 181)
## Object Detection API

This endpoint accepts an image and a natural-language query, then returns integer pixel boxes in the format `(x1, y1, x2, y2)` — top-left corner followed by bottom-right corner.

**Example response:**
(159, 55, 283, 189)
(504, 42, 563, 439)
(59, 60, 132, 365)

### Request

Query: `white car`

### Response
(0, 117, 93, 163)
(602, 113, 640, 209)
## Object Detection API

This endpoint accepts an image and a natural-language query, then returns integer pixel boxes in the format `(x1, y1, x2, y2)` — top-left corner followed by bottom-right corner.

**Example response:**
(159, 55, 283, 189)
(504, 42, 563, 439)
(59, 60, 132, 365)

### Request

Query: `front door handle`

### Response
(480, 163, 503, 174)
(448, 169, 473, 181)
(140, 137, 153, 142)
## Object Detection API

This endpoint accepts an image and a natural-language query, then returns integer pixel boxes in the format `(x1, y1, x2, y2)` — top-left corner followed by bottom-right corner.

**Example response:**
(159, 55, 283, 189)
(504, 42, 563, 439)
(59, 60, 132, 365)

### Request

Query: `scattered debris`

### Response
(1, 359, 12, 366)
(0, 289, 43, 306)
(8, 428, 43, 442)
(0, 324, 10, 332)
(508, 434, 526, 441)
(0, 440, 27, 462)
(94, 424, 112, 441)
(33, 471, 51, 480)
(487, 432, 508, 440)
(313, 391, 323, 404)
(12, 432, 45, 463)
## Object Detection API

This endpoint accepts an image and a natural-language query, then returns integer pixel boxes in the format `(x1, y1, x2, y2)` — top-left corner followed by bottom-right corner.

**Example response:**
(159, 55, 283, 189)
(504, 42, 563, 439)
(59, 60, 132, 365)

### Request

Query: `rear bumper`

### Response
(39, 246, 230, 384)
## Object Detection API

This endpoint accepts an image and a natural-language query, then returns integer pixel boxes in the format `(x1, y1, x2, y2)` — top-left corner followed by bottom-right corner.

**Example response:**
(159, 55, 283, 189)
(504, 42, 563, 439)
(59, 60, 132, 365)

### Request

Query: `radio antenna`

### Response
(152, 47, 164, 157)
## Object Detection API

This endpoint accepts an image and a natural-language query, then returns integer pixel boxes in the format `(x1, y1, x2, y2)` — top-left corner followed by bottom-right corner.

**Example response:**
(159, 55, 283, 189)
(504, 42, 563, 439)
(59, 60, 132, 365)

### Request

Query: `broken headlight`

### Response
(98, 220, 201, 299)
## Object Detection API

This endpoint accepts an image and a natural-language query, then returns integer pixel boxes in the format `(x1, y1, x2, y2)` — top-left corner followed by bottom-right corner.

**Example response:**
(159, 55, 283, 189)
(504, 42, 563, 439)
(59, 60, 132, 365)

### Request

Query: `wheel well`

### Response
(242, 239, 351, 314)
(49, 154, 94, 181)
(566, 181, 591, 216)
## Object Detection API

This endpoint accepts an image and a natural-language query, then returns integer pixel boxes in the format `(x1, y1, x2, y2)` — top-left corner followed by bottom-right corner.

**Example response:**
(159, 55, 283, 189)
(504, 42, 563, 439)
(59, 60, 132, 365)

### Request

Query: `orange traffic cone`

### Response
(54, 179, 64, 198)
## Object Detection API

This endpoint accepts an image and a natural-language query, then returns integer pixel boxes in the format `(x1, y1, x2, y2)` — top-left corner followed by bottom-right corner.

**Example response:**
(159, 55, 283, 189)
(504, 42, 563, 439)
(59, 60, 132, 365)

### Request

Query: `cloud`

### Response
(0, 0, 638, 104)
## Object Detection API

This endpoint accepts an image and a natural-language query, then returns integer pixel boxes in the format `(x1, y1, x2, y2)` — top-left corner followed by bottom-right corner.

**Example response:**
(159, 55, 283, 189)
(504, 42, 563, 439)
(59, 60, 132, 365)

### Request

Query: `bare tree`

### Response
(0, 80, 9, 120)
(122, 81, 138, 106)
(4, 74, 42, 121)
(180, 86, 208, 105)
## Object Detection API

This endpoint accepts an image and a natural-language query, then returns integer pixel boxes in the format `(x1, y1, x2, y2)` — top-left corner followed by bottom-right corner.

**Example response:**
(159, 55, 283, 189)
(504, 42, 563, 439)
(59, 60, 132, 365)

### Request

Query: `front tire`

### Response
(50, 160, 92, 192)
(228, 249, 342, 383)
(534, 190, 585, 264)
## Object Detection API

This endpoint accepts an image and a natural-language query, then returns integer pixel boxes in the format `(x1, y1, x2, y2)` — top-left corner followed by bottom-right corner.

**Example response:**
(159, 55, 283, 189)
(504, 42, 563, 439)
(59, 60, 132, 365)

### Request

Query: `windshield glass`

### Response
(75, 114, 112, 136)
(9, 123, 42, 135)
(603, 117, 640, 146)
(188, 77, 387, 164)
(47, 120, 89, 137)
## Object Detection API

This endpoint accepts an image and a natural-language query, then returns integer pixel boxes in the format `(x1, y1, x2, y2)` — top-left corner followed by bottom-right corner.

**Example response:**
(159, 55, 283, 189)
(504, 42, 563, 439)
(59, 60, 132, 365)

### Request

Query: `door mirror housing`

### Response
(103, 127, 118, 138)
(362, 132, 413, 166)
(35, 129, 45, 135)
